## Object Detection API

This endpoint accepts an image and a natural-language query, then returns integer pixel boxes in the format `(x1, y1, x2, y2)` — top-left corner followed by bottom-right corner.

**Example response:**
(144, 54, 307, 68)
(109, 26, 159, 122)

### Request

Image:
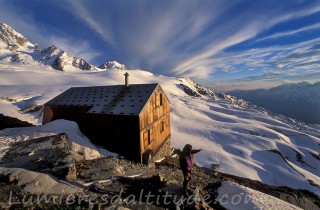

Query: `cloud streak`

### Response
(257, 23, 320, 42)
(64, 1, 115, 46)
(63, 0, 319, 79)
(214, 38, 320, 73)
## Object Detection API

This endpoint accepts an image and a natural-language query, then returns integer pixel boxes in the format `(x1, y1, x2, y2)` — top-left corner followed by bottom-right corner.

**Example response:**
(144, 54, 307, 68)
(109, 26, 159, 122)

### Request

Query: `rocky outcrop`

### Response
(40, 45, 98, 71)
(178, 78, 219, 100)
(0, 167, 82, 195)
(0, 133, 319, 209)
(0, 133, 78, 180)
(0, 23, 29, 50)
(180, 83, 202, 97)
(152, 137, 172, 162)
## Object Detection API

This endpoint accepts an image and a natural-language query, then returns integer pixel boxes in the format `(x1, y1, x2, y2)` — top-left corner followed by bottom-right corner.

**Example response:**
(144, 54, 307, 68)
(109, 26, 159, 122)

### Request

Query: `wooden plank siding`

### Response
(139, 86, 171, 162)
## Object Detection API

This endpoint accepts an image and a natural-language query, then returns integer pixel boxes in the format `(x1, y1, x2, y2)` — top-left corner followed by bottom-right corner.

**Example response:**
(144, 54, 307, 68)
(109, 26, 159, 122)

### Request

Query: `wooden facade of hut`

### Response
(42, 74, 171, 164)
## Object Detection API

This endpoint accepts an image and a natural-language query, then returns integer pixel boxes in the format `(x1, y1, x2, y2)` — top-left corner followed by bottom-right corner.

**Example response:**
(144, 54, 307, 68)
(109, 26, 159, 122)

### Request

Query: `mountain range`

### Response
(0, 22, 319, 209)
(227, 82, 320, 124)
(0, 22, 125, 71)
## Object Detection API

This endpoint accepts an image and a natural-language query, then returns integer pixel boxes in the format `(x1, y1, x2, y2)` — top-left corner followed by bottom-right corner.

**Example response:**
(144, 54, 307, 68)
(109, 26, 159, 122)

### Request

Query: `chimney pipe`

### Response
(124, 72, 129, 87)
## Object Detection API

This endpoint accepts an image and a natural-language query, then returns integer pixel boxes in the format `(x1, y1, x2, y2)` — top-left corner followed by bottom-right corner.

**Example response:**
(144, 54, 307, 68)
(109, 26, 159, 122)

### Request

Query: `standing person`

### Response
(179, 144, 203, 195)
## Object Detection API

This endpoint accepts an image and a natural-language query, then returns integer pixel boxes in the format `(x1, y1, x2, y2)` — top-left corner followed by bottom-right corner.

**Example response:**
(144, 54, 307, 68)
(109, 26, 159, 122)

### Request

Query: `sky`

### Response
(0, 0, 320, 92)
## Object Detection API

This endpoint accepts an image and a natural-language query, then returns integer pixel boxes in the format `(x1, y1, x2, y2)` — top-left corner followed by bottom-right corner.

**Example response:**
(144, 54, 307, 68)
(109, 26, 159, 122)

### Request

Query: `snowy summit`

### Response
(0, 22, 31, 50)
(99, 60, 127, 70)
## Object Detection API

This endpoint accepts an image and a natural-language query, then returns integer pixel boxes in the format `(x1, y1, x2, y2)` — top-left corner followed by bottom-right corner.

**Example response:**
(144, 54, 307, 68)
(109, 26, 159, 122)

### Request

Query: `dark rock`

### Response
(152, 138, 172, 162)
(10, 54, 19, 62)
(0, 114, 33, 130)
(180, 84, 201, 97)
(0, 173, 19, 184)
(18, 104, 43, 114)
(177, 79, 219, 101)
(34, 43, 41, 51)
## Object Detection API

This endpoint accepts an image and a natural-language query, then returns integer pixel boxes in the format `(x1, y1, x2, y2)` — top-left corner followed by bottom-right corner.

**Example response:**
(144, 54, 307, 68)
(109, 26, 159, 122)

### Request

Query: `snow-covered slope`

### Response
(0, 63, 319, 196)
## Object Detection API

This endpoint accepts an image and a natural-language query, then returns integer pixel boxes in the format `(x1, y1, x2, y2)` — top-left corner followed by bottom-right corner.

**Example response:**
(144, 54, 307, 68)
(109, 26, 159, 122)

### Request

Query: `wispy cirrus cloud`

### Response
(213, 38, 320, 73)
(1, 0, 319, 85)
(209, 37, 320, 91)
(257, 23, 320, 42)
(109, 1, 232, 73)
(240, 70, 320, 82)
(63, 1, 115, 46)
(173, 2, 320, 78)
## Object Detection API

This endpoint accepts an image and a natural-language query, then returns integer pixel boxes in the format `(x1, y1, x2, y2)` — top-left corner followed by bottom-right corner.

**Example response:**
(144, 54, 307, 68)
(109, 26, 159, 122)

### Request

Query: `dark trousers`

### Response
(183, 172, 191, 192)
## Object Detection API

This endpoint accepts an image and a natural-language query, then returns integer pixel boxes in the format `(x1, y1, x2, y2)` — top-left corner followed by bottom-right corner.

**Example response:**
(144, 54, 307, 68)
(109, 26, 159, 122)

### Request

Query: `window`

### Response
(148, 129, 151, 144)
(143, 127, 153, 148)
(160, 121, 165, 133)
(160, 93, 163, 106)
(156, 93, 163, 107)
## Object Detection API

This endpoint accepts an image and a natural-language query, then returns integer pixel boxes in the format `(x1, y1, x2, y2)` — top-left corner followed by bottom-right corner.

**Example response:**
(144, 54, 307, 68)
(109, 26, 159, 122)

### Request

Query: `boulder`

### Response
(0, 133, 78, 180)
(0, 167, 82, 194)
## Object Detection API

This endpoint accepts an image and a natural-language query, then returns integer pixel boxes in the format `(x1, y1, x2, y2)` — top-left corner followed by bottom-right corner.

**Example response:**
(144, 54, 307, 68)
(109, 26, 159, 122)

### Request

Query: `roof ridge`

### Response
(102, 86, 128, 114)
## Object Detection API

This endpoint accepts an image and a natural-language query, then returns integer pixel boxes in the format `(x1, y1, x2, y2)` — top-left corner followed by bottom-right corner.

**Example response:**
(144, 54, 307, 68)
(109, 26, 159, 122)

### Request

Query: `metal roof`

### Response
(45, 84, 159, 116)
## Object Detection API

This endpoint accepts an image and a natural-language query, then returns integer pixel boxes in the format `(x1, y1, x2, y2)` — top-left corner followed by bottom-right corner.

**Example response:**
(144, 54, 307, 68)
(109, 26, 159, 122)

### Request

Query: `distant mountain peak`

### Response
(40, 45, 97, 71)
(41, 45, 62, 57)
(99, 61, 126, 70)
(313, 81, 320, 86)
(278, 81, 311, 88)
(0, 22, 31, 50)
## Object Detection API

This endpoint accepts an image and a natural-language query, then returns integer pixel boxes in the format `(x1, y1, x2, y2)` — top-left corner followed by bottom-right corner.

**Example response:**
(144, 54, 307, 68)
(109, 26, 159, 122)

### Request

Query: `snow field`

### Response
(0, 64, 319, 195)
